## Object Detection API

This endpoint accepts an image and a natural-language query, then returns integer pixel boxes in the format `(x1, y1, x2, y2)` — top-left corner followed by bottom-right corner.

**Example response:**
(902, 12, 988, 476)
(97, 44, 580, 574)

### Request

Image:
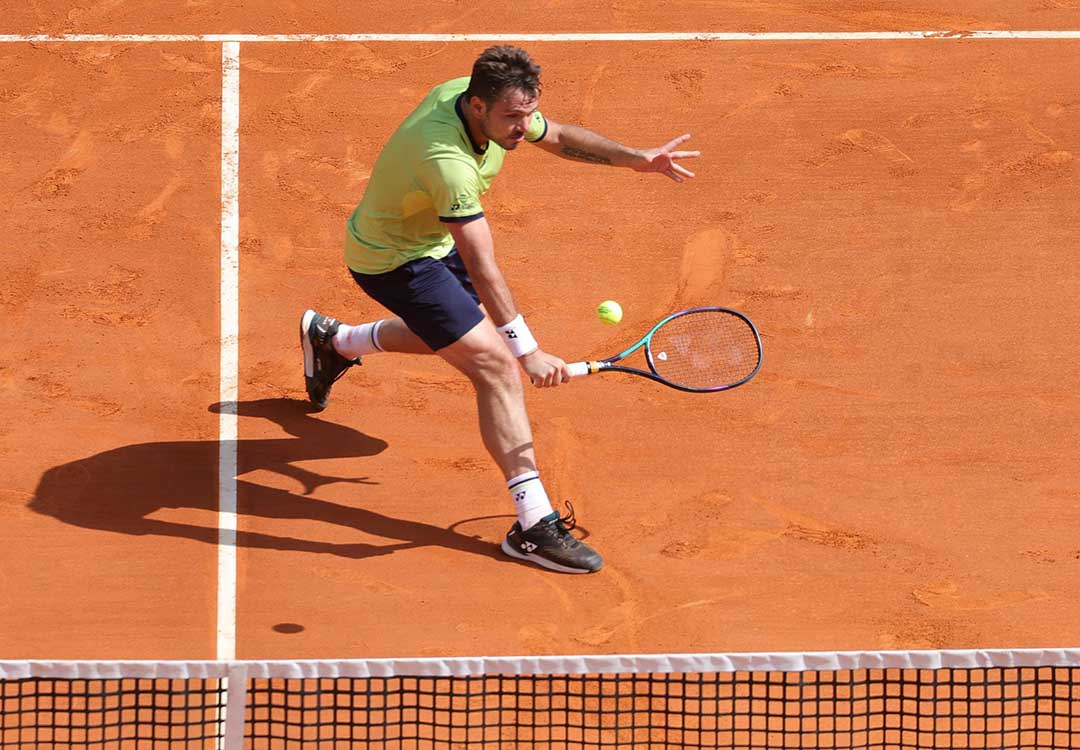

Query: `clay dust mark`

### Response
(32, 168, 83, 200)
(425, 457, 491, 474)
(951, 149, 1073, 211)
(1006, 110, 1057, 147)
(755, 497, 874, 551)
(291, 72, 334, 99)
(756, 372, 872, 399)
(667, 68, 705, 100)
(511, 540, 644, 653)
(838, 129, 913, 163)
(574, 595, 736, 650)
(518, 623, 560, 652)
(138, 175, 185, 218)
(159, 50, 214, 73)
(568, 565, 645, 652)
(912, 579, 1050, 611)
(312, 563, 413, 594)
(676, 227, 734, 307)
(969, 107, 1058, 146)
(1034, 150, 1074, 167)
(720, 91, 772, 120)
(403, 371, 471, 396)
(877, 617, 954, 650)
(539, 417, 586, 511)
(30, 129, 99, 199)
(662, 495, 872, 561)
(579, 63, 608, 125)
(69, 396, 123, 417)
(241, 58, 308, 74)
(60, 129, 98, 170)
(662, 526, 782, 561)
(1019, 549, 1058, 565)
(739, 284, 804, 302)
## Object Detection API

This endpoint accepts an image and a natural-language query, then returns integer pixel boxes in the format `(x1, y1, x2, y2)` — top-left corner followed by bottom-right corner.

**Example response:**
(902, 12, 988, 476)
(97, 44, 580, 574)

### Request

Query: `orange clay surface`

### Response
(1, 8, 1079, 661)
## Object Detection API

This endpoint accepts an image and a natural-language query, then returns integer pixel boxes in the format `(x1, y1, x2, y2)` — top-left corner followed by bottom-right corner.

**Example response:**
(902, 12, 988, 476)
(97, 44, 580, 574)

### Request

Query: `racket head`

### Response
(638, 307, 762, 392)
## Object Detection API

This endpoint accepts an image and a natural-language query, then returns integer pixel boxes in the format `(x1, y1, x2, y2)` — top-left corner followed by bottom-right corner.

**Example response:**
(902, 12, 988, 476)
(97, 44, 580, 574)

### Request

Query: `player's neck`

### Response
(456, 94, 489, 154)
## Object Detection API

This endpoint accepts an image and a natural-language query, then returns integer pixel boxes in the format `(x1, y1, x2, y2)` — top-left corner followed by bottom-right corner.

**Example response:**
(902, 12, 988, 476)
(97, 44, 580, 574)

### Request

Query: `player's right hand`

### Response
(520, 349, 570, 387)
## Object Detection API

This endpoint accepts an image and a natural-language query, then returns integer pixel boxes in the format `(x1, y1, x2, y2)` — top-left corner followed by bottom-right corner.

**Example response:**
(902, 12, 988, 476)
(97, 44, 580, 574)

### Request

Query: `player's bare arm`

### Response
(534, 120, 700, 182)
(446, 217, 570, 387)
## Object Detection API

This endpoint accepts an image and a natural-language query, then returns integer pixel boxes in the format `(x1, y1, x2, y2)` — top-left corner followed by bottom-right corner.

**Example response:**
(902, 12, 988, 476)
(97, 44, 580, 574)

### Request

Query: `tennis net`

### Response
(3, 649, 1079, 749)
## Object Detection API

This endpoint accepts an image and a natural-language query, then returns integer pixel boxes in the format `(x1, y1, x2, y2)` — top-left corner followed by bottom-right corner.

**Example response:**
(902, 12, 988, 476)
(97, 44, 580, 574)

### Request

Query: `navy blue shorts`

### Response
(349, 249, 484, 351)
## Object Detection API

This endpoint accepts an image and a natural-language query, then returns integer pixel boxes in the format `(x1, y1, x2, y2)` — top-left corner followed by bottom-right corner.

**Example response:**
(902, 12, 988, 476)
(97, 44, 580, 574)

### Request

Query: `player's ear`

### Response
(467, 94, 487, 117)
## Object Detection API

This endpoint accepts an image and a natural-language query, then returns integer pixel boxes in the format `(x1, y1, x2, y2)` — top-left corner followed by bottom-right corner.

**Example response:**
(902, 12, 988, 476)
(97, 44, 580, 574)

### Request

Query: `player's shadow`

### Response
(28, 398, 502, 561)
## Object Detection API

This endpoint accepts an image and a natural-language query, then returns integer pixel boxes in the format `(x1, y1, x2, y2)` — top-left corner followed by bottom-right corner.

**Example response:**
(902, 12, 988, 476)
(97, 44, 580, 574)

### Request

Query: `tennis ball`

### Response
(596, 300, 623, 326)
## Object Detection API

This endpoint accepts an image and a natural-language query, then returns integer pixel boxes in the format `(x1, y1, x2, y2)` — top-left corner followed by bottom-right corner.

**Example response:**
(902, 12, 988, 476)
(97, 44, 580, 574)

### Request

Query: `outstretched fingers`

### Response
(662, 133, 693, 151)
(664, 163, 696, 182)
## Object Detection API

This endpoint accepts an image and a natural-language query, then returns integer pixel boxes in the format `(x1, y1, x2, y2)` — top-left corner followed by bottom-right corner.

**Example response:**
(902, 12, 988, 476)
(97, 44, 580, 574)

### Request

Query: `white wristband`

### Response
(496, 314, 539, 357)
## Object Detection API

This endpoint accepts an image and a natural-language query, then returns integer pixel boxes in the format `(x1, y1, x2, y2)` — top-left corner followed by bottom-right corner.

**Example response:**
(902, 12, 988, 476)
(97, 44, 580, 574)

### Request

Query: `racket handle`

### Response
(566, 361, 595, 378)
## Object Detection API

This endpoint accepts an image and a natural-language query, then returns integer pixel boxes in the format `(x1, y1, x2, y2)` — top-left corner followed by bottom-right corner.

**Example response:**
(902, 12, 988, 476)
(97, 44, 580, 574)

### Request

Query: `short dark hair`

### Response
(465, 46, 542, 105)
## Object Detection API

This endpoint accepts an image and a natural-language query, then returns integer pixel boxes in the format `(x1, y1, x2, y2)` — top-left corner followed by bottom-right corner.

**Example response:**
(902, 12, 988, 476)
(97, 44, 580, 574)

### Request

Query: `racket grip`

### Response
(566, 362, 590, 378)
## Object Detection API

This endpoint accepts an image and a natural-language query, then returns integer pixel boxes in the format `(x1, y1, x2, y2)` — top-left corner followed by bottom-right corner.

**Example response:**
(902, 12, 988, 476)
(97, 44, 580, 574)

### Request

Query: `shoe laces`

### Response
(326, 358, 359, 384)
(558, 501, 577, 531)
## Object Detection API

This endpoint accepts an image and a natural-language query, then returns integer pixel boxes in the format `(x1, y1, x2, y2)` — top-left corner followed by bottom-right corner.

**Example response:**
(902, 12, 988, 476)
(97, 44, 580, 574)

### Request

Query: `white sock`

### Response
(334, 321, 384, 358)
(508, 471, 555, 530)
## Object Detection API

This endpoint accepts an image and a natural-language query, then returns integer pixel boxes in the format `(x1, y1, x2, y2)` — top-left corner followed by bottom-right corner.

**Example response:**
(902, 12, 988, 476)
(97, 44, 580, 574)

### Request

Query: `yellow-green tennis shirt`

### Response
(345, 77, 548, 275)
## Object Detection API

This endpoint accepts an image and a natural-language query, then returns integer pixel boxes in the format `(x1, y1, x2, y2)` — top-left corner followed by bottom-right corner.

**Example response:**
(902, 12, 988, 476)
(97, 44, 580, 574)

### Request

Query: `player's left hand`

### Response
(633, 134, 700, 182)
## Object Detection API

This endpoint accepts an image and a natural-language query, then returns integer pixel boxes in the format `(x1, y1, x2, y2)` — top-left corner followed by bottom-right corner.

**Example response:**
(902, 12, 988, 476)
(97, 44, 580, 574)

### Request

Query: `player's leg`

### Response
(435, 317, 536, 479)
(436, 320, 602, 574)
(301, 310, 434, 409)
(339, 251, 601, 572)
(300, 265, 438, 410)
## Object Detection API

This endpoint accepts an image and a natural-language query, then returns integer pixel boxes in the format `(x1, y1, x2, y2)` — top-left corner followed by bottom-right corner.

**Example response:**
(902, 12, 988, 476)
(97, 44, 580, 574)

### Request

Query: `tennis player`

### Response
(301, 45, 698, 574)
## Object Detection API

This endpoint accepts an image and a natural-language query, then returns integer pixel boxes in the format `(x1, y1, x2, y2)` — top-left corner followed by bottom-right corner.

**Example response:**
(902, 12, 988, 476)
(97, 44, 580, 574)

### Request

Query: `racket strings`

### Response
(647, 310, 761, 390)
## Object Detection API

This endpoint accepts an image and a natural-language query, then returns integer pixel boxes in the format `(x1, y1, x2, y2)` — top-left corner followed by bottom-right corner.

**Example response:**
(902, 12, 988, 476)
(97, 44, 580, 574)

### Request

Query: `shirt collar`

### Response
(455, 93, 488, 156)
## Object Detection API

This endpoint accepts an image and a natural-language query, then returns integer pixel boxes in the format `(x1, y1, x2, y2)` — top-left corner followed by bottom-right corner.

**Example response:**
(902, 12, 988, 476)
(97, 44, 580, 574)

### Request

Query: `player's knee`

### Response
(466, 345, 519, 390)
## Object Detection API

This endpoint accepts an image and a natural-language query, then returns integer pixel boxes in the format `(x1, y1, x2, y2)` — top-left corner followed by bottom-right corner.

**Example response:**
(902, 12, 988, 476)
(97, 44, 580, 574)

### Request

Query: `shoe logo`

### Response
(522, 541, 537, 553)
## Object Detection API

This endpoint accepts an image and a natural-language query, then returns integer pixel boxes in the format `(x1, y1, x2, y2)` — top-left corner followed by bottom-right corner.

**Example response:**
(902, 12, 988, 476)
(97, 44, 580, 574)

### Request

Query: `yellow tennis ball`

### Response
(596, 300, 623, 326)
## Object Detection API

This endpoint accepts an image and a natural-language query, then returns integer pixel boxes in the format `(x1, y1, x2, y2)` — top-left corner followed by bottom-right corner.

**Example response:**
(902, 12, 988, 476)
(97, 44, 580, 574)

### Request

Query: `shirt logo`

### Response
(450, 195, 478, 213)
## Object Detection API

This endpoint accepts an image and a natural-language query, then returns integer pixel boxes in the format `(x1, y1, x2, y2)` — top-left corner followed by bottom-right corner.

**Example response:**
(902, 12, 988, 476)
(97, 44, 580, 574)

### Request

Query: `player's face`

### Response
(479, 87, 538, 150)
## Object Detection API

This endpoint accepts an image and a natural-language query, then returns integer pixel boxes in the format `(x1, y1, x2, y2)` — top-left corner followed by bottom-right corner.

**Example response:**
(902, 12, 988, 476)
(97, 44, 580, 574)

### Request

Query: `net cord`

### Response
(4, 648, 1080, 681)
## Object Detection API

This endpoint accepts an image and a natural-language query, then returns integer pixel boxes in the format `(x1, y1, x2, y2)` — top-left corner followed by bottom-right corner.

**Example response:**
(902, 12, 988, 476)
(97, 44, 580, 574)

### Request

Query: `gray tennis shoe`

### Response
(501, 504, 603, 573)
(300, 309, 360, 411)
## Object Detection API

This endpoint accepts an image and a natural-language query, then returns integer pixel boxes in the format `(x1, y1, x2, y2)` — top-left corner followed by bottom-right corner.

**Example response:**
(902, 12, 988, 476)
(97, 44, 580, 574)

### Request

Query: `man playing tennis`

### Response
(301, 46, 698, 574)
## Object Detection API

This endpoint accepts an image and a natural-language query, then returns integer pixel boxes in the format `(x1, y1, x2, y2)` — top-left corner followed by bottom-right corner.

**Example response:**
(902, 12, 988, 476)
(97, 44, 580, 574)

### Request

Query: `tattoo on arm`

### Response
(560, 146, 613, 165)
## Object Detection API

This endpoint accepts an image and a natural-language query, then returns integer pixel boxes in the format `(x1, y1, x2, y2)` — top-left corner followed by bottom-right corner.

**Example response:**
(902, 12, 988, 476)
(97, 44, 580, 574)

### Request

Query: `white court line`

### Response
(0, 30, 1078, 42)
(217, 41, 240, 666)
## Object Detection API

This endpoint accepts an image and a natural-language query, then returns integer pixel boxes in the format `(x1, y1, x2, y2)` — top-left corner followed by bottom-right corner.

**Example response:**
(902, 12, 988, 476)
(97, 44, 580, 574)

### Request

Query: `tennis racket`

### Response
(566, 307, 762, 393)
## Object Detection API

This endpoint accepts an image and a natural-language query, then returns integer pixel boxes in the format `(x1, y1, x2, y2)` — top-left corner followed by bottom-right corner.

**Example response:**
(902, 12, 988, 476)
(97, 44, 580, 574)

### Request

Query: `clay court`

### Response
(1, 2, 1079, 676)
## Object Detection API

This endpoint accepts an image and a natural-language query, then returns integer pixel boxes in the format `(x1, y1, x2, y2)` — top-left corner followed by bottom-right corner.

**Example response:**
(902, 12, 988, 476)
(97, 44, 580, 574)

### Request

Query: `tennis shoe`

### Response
(300, 309, 360, 411)
(501, 503, 603, 574)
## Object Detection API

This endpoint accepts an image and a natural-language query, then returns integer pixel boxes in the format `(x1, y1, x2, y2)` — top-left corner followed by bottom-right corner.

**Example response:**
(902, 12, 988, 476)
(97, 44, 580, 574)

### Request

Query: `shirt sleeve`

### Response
(525, 110, 548, 142)
(419, 156, 485, 223)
